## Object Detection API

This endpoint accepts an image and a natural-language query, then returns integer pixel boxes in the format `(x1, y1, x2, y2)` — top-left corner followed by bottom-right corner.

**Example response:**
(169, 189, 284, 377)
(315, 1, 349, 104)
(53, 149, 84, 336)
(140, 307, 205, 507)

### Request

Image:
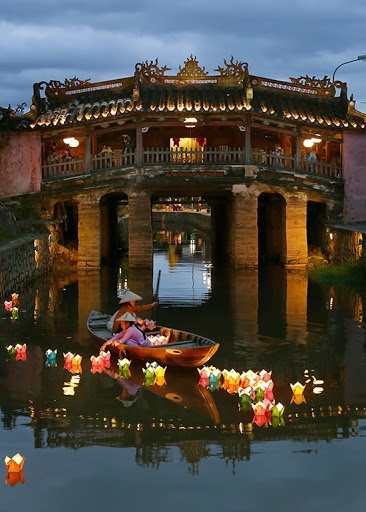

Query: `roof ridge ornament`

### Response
(37, 77, 91, 97)
(135, 59, 171, 82)
(289, 75, 345, 96)
(215, 56, 248, 78)
(177, 55, 208, 78)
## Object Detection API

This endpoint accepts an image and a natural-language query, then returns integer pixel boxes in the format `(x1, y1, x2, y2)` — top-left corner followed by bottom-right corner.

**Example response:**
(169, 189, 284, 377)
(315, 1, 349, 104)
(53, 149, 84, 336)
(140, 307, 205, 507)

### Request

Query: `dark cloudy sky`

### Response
(2, 0, 366, 109)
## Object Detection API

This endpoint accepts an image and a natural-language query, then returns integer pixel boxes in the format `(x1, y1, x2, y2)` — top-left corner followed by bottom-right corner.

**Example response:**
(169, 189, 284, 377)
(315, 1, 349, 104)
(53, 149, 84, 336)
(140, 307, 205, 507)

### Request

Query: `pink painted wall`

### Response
(343, 132, 366, 222)
(0, 131, 42, 199)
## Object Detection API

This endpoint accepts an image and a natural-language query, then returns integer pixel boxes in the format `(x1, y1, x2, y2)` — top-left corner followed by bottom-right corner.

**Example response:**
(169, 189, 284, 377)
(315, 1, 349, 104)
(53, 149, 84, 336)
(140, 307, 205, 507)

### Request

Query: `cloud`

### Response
(1, 0, 366, 107)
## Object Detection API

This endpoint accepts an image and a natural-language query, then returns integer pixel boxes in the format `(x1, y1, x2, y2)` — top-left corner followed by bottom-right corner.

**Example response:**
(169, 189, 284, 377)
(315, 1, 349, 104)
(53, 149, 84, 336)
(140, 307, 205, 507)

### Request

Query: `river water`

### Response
(1, 218, 366, 511)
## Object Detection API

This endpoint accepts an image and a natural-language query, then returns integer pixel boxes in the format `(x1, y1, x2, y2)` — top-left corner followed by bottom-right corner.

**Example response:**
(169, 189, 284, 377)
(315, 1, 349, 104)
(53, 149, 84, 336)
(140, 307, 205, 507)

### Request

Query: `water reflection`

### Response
(1, 222, 366, 503)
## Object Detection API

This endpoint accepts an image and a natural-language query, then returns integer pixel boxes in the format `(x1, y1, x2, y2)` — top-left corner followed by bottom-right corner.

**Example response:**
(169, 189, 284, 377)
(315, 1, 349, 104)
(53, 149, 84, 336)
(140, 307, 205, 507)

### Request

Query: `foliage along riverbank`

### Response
(308, 258, 366, 286)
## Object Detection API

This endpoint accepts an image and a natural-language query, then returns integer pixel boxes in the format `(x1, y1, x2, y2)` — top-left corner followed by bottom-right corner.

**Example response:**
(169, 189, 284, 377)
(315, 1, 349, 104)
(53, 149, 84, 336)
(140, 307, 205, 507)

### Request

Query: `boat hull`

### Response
(87, 310, 219, 368)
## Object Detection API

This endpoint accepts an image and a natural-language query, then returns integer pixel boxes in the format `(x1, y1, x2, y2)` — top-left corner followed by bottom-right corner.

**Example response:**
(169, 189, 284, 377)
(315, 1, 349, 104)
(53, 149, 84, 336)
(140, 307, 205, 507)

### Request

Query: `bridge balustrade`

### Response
(143, 146, 245, 165)
(41, 147, 343, 180)
(91, 151, 135, 171)
(42, 158, 85, 179)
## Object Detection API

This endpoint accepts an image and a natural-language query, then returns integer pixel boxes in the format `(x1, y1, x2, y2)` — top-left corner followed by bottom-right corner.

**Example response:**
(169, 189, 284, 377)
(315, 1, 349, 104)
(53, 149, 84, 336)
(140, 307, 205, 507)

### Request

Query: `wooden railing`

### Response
(143, 147, 245, 165)
(91, 151, 135, 171)
(42, 158, 85, 179)
(252, 150, 342, 178)
(252, 150, 296, 171)
(42, 147, 342, 180)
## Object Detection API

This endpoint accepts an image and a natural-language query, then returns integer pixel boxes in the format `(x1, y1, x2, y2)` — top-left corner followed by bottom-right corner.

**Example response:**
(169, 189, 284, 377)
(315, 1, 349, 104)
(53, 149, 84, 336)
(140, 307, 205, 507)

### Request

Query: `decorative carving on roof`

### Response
(177, 55, 208, 78)
(135, 59, 171, 82)
(15, 102, 27, 116)
(289, 75, 346, 96)
(37, 77, 91, 97)
(215, 56, 248, 77)
(290, 75, 333, 89)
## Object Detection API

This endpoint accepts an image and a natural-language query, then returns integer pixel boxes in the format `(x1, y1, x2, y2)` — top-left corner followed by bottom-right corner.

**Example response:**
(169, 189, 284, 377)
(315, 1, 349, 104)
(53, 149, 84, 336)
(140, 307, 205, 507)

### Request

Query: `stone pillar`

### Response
(78, 270, 102, 342)
(285, 194, 308, 267)
(286, 270, 308, 343)
(231, 269, 259, 355)
(128, 190, 153, 270)
(77, 196, 101, 269)
(228, 185, 258, 267)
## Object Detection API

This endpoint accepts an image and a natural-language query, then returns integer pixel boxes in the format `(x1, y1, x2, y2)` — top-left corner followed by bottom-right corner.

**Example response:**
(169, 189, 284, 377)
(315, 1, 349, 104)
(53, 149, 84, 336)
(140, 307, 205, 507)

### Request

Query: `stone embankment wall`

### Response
(0, 235, 50, 297)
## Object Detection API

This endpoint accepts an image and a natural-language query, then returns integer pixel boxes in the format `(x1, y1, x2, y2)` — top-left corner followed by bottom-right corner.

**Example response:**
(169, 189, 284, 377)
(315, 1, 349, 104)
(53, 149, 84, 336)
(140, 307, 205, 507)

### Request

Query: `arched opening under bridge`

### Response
(258, 193, 286, 265)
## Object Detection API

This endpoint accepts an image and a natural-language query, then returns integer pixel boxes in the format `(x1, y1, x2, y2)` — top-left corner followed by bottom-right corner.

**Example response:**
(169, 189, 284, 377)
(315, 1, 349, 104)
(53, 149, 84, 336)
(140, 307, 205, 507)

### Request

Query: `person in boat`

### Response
(105, 312, 152, 348)
(107, 289, 157, 334)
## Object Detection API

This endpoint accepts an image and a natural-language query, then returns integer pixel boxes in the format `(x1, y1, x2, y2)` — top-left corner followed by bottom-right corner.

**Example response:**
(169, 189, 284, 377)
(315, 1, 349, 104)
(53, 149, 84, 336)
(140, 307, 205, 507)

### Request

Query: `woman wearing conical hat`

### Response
(106, 290, 157, 334)
(103, 312, 151, 349)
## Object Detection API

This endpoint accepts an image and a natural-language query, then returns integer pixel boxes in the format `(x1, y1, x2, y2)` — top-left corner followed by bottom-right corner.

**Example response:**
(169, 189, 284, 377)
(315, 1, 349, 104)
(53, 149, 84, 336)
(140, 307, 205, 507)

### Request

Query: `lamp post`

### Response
(332, 55, 366, 82)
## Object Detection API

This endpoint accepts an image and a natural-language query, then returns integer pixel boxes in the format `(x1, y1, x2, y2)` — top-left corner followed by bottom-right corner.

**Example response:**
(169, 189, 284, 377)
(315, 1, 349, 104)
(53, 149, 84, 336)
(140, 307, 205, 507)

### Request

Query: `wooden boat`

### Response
(87, 310, 219, 367)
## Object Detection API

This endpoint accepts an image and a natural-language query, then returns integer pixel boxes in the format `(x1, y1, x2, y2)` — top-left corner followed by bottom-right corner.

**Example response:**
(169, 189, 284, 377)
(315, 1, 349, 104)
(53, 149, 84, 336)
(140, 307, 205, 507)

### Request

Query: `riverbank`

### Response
(309, 258, 366, 286)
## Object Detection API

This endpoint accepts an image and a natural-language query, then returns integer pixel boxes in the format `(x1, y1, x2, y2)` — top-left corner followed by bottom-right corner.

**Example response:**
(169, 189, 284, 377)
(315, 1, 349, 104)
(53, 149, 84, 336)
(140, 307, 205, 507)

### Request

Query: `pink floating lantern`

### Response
(4, 301, 12, 312)
(15, 344, 27, 355)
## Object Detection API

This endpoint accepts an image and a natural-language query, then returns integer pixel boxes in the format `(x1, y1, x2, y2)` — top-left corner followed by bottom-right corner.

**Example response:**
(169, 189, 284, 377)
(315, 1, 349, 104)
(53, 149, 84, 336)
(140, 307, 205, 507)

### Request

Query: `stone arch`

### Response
(99, 191, 128, 264)
(307, 200, 327, 258)
(258, 192, 286, 265)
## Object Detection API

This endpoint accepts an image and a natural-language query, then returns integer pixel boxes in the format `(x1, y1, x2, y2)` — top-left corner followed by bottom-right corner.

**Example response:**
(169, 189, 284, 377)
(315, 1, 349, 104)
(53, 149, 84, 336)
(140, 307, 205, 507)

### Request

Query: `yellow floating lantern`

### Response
(291, 393, 306, 405)
(290, 382, 306, 395)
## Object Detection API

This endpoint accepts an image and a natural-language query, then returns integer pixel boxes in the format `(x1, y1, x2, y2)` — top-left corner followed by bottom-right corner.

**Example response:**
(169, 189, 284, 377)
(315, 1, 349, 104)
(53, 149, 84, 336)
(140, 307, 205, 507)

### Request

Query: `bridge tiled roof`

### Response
(8, 57, 366, 131)
(31, 82, 366, 130)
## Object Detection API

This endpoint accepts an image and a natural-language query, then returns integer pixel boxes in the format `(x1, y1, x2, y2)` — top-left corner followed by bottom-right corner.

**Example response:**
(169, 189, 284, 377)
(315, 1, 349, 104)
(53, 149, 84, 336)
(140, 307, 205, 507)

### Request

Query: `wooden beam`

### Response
(245, 113, 251, 163)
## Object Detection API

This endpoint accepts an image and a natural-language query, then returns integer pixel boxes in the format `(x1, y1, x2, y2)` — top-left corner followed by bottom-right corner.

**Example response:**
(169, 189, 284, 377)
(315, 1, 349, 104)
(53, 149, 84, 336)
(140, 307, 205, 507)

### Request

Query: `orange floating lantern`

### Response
(6, 470, 25, 487)
(5, 453, 25, 473)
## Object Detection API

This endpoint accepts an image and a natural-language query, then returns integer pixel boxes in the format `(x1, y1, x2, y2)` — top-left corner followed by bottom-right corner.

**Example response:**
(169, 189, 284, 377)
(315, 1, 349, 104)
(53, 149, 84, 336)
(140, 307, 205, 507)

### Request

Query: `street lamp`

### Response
(332, 55, 366, 82)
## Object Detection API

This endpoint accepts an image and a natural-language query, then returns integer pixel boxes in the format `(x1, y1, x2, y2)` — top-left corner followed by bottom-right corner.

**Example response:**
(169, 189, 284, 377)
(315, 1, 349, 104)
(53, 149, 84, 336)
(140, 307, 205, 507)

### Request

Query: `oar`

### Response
(152, 270, 161, 322)
(154, 269, 161, 302)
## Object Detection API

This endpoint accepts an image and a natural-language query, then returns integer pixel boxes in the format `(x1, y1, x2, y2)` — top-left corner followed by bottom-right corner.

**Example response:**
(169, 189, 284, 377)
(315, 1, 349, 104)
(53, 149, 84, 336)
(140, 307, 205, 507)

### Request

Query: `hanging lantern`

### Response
(196, 137, 206, 147)
(172, 137, 180, 147)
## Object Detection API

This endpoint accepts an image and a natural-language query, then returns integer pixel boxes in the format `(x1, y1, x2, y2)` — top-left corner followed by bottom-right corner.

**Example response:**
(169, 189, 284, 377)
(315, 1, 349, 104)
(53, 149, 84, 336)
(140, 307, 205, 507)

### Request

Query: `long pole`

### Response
(154, 269, 161, 301)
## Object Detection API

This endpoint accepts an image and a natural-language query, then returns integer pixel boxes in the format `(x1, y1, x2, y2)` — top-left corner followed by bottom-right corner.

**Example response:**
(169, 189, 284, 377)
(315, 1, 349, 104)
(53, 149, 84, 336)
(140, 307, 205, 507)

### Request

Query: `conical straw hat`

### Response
(118, 290, 143, 304)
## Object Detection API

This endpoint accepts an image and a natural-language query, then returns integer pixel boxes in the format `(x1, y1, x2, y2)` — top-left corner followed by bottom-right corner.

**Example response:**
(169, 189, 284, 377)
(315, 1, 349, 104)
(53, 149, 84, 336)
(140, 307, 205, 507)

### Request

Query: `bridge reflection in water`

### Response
(1, 224, 366, 480)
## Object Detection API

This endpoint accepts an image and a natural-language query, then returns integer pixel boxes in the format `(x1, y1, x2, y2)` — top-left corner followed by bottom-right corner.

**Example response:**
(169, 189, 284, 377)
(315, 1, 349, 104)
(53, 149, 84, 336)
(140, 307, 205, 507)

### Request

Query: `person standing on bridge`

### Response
(106, 289, 157, 334)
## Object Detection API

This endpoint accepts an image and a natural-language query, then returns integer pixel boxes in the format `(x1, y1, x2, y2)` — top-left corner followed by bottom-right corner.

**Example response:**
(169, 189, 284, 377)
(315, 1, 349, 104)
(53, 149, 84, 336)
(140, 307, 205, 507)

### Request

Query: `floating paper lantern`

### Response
(15, 353, 27, 361)
(4, 300, 12, 311)
(254, 382, 266, 401)
(99, 350, 111, 365)
(271, 403, 285, 417)
(15, 343, 27, 355)
(6, 345, 16, 358)
(71, 354, 82, 366)
(11, 293, 19, 306)
(155, 366, 167, 378)
(90, 355, 104, 367)
(271, 416, 285, 428)
(264, 380, 274, 402)
(46, 359, 57, 368)
(11, 307, 19, 320)
(154, 376, 166, 387)
(252, 401, 268, 416)
(259, 369, 272, 382)
(63, 352, 74, 364)
(253, 414, 269, 427)
(290, 382, 306, 395)
(45, 349, 57, 363)
(291, 393, 306, 405)
(5, 453, 25, 473)
(118, 358, 131, 378)
(6, 470, 25, 487)
(198, 368, 210, 388)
